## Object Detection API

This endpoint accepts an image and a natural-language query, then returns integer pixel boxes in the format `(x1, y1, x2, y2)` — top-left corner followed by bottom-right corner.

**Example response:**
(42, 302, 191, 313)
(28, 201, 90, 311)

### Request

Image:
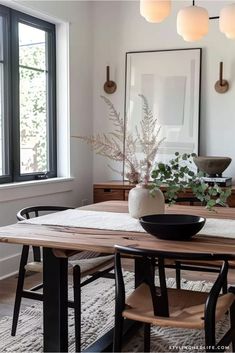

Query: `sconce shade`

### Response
(140, 0, 171, 23)
(177, 6, 209, 41)
(219, 4, 235, 39)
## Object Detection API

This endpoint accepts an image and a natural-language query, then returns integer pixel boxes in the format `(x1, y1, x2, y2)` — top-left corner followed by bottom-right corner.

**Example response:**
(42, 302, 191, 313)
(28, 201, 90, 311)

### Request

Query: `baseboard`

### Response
(0, 269, 19, 281)
(0, 250, 33, 280)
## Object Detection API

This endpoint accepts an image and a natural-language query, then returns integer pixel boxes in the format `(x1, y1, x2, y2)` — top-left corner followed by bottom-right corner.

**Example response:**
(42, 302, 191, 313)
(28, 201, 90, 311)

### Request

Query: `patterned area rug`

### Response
(0, 272, 231, 352)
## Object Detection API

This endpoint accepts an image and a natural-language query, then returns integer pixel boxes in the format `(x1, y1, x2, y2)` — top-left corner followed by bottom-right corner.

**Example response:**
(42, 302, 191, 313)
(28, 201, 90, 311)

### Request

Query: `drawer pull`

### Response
(104, 188, 112, 193)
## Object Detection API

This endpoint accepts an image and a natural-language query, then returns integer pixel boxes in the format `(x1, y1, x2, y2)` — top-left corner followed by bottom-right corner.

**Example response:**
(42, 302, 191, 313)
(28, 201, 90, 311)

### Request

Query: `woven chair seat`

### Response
(123, 283, 235, 329)
(24, 262, 43, 273)
(69, 255, 114, 276)
(25, 255, 114, 277)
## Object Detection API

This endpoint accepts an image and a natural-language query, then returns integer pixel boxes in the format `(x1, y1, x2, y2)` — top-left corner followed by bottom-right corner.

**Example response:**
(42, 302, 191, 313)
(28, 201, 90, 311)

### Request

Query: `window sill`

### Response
(0, 177, 74, 202)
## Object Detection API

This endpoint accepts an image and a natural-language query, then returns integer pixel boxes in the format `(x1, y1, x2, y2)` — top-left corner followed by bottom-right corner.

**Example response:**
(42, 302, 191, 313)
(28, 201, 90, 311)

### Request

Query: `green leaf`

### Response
(188, 170, 195, 177)
(206, 199, 217, 209)
(158, 163, 166, 171)
(150, 153, 231, 211)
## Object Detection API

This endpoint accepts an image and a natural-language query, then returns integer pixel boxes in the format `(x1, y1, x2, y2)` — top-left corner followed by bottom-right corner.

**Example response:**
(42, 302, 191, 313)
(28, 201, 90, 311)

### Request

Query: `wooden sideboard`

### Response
(93, 181, 235, 207)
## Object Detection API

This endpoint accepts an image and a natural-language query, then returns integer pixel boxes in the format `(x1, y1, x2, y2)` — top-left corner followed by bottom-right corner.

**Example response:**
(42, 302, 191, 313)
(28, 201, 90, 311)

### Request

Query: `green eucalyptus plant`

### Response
(150, 152, 232, 210)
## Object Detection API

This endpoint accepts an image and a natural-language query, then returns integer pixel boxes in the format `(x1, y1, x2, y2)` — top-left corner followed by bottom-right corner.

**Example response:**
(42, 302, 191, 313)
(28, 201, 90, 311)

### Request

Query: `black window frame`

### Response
(0, 4, 57, 184)
(0, 5, 11, 184)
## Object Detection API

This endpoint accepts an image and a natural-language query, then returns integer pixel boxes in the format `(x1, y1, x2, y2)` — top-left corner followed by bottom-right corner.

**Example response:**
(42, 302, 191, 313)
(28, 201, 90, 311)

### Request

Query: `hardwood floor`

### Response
(0, 272, 42, 319)
(0, 262, 234, 320)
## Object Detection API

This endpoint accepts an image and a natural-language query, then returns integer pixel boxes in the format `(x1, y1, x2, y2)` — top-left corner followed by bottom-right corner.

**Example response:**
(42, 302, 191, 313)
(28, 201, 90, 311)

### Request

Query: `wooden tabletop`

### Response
(1, 201, 235, 256)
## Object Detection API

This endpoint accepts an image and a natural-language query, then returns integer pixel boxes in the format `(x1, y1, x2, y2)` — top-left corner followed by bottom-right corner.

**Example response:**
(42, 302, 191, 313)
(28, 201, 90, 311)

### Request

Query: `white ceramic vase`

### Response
(128, 184, 165, 219)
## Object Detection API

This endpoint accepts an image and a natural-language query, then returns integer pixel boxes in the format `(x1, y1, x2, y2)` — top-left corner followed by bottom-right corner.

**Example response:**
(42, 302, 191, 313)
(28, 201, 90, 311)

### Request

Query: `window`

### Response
(0, 5, 56, 183)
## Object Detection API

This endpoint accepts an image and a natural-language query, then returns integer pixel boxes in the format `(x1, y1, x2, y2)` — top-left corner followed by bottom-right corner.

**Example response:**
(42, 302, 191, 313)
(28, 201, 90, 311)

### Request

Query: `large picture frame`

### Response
(124, 48, 202, 179)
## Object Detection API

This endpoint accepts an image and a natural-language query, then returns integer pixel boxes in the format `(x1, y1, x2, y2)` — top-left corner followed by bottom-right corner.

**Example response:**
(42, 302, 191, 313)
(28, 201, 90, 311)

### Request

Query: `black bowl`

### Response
(139, 214, 206, 241)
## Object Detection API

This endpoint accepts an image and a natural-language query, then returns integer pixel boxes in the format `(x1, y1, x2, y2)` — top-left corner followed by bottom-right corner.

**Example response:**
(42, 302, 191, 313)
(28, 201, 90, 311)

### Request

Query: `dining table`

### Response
(1, 200, 235, 352)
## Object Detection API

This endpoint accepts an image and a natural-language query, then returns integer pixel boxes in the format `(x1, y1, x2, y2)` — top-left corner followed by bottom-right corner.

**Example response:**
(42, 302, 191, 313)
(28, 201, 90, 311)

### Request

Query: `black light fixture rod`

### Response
(209, 16, 220, 20)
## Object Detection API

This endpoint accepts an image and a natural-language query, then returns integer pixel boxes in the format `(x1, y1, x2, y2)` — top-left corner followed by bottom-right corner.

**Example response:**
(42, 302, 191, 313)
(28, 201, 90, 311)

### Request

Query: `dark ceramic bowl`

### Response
(139, 214, 206, 241)
(193, 156, 231, 177)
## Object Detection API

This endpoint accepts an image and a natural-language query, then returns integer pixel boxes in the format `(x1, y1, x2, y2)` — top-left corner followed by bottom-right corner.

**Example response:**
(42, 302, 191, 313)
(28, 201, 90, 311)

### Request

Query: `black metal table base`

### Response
(43, 248, 143, 352)
(43, 248, 68, 352)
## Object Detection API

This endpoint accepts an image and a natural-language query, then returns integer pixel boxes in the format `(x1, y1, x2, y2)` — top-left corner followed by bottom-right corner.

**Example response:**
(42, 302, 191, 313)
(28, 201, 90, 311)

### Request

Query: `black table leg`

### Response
(42, 250, 142, 352)
(43, 248, 68, 352)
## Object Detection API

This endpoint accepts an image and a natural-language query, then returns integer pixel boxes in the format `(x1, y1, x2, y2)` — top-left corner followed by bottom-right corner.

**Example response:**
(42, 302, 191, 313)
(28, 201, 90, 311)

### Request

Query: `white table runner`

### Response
(20, 209, 235, 239)
(21, 210, 144, 232)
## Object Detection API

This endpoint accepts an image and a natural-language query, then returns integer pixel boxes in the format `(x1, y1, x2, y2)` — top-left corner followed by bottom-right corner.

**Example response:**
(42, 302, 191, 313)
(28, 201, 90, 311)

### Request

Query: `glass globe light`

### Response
(177, 5, 209, 41)
(219, 3, 235, 39)
(140, 0, 171, 23)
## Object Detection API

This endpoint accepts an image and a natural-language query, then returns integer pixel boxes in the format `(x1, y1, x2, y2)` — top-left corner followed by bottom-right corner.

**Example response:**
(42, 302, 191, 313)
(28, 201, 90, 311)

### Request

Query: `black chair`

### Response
(164, 196, 229, 291)
(113, 245, 235, 352)
(12, 205, 114, 350)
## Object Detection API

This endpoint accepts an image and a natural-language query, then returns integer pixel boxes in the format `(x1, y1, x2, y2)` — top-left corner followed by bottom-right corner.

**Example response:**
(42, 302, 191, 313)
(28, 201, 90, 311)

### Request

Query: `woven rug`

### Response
(0, 272, 231, 353)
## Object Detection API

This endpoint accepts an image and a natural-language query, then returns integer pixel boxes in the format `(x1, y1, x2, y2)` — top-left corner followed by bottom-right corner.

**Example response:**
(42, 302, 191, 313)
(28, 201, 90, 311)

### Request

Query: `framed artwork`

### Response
(124, 48, 201, 177)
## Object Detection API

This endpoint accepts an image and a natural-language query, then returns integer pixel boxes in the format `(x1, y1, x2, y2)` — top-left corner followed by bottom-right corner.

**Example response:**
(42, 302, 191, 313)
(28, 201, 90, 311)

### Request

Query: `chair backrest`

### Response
(17, 205, 74, 221)
(17, 206, 74, 261)
(115, 245, 232, 318)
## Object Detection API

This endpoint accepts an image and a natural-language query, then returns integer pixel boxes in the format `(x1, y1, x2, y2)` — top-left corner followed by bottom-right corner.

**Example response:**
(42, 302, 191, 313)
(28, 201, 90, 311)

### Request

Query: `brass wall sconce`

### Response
(103, 66, 117, 94)
(215, 62, 229, 94)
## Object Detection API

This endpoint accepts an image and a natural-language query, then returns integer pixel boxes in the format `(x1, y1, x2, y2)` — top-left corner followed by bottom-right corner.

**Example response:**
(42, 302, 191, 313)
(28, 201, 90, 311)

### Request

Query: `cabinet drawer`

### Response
(227, 195, 235, 207)
(124, 190, 129, 201)
(94, 188, 124, 203)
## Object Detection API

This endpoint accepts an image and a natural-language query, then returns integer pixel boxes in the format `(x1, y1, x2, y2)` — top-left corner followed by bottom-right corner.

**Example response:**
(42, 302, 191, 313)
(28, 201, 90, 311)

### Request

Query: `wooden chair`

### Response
(113, 245, 235, 352)
(11, 205, 114, 343)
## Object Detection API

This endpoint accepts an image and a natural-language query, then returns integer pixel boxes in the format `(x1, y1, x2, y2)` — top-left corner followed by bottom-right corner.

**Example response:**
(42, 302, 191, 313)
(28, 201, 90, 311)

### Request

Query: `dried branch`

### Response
(73, 95, 165, 183)
(100, 96, 124, 135)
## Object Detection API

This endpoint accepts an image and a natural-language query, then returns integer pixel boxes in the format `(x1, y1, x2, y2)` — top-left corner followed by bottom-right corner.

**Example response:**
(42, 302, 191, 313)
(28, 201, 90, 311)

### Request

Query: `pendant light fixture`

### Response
(219, 3, 235, 39)
(140, 0, 235, 41)
(177, 4, 209, 42)
(140, 0, 171, 23)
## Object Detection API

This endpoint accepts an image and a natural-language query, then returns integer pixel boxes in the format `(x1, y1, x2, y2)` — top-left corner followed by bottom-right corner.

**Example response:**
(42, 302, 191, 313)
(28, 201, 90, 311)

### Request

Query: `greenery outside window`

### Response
(0, 5, 56, 183)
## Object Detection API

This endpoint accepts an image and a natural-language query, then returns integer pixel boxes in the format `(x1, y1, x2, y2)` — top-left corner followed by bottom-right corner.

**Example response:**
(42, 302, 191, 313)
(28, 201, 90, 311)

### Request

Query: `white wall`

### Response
(0, 0, 93, 278)
(1, 0, 235, 278)
(92, 0, 235, 182)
